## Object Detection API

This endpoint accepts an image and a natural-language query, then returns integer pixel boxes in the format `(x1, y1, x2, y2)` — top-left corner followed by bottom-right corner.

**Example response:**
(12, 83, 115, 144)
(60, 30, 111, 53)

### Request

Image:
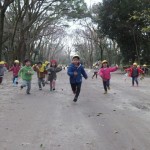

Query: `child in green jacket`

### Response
(19, 59, 34, 94)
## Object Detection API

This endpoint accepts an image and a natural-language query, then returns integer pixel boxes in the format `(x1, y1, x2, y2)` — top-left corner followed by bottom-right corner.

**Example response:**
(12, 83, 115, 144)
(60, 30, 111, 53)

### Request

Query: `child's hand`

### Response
(74, 71, 78, 76)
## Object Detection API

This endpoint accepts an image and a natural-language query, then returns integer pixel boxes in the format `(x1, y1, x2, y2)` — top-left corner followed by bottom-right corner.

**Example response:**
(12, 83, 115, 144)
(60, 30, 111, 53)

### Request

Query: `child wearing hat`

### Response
(9, 60, 20, 86)
(19, 59, 34, 94)
(67, 55, 88, 102)
(33, 62, 46, 90)
(46, 60, 62, 91)
(0, 61, 7, 84)
(125, 63, 144, 87)
(98, 60, 118, 94)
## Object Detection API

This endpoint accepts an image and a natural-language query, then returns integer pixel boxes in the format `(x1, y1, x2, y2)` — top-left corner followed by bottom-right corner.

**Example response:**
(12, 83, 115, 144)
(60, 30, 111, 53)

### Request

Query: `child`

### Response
(44, 61, 50, 84)
(92, 64, 99, 79)
(125, 63, 144, 87)
(98, 60, 118, 94)
(67, 55, 88, 102)
(0, 61, 7, 84)
(19, 59, 34, 94)
(33, 62, 46, 90)
(9, 60, 20, 86)
(46, 60, 62, 91)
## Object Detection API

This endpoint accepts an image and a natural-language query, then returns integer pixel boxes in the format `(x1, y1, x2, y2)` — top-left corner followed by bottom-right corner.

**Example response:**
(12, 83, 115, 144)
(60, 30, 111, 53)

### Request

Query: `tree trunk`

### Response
(0, 10, 5, 61)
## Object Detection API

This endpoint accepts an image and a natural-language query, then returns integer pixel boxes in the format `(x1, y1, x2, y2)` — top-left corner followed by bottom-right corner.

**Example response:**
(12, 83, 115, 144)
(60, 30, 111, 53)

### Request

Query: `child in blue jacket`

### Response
(67, 55, 88, 102)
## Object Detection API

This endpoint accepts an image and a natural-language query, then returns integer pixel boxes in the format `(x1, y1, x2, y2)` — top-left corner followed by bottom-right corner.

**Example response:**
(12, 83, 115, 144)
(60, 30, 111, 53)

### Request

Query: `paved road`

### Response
(0, 70, 150, 150)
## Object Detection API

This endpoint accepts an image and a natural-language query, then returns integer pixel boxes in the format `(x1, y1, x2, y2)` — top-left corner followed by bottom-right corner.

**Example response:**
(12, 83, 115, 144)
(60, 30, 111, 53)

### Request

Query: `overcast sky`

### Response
(84, 0, 102, 7)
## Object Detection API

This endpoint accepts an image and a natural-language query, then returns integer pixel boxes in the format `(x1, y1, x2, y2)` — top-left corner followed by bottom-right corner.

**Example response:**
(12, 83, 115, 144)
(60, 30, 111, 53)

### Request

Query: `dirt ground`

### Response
(0, 70, 150, 150)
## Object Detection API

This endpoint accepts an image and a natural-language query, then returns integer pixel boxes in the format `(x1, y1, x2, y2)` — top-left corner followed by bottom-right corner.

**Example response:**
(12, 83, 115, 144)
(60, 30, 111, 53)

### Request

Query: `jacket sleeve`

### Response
(18, 67, 23, 77)
(56, 67, 62, 73)
(125, 68, 131, 72)
(67, 66, 74, 77)
(81, 67, 88, 79)
(138, 68, 144, 74)
(109, 66, 118, 72)
(9, 67, 13, 72)
(98, 69, 103, 78)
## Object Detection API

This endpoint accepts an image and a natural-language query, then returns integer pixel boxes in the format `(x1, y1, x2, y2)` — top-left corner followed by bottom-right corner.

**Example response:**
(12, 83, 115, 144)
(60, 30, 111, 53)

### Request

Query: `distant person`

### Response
(46, 60, 62, 91)
(125, 63, 144, 87)
(98, 60, 118, 94)
(33, 62, 46, 90)
(19, 59, 34, 94)
(142, 64, 148, 75)
(44, 61, 50, 84)
(92, 64, 99, 79)
(9, 60, 20, 86)
(67, 55, 88, 102)
(0, 61, 7, 84)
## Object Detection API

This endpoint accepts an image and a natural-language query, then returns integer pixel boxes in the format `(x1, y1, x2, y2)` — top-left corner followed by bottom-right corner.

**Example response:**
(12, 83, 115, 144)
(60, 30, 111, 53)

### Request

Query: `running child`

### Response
(9, 60, 20, 86)
(98, 60, 118, 94)
(19, 59, 34, 94)
(67, 55, 88, 102)
(0, 61, 7, 84)
(46, 60, 62, 91)
(125, 63, 144, 87)
(33, 62, 46, 90)
(92, 63, 99, 79)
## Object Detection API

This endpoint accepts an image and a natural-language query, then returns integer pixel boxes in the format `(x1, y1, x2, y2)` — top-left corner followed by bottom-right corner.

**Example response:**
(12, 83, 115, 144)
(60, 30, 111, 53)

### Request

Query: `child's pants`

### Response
(21, 80, 31, 93)
(103, 79, 110, 91)
(38, 78, 45, 88)
(13, 76, 18, 85)
(71, 83, 81, 98)
(132, 77, 138, 86)
(0, 76, 3, 84)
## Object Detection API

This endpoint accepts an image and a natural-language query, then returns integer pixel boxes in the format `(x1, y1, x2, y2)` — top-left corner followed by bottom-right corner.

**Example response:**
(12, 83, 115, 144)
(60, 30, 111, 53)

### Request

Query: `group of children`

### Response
(0, 55, 146, 102)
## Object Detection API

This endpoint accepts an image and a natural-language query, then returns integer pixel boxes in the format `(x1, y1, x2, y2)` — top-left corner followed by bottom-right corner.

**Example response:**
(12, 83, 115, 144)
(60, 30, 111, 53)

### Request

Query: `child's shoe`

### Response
(104, 91, 107, 94)
(39, 88, 42, 90)
(20, 85, 23, 90)
(73, 97, 78, 102)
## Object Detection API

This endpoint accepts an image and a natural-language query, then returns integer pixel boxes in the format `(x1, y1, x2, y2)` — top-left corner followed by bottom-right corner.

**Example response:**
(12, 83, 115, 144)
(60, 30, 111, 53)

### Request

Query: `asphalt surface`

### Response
(0, 70, 150, 150)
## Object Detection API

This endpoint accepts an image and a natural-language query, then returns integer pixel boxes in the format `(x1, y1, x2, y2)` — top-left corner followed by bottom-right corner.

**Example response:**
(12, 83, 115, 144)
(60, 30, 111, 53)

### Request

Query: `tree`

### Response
(96, 0, 150, 64)
(0, 0, 14, 60)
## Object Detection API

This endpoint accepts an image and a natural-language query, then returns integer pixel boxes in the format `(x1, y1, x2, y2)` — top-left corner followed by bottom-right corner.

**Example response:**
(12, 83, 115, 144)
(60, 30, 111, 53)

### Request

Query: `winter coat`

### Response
(125, 67, 144, 77)
(0, 66, 7, 77)
(33, 65, 46, 78)
(99, 66, 118, 80)
(9, 66, 20, 76)
(18, 66, 34, 81)
(47, 66, 62, 81)
(67, 63, 88, 84)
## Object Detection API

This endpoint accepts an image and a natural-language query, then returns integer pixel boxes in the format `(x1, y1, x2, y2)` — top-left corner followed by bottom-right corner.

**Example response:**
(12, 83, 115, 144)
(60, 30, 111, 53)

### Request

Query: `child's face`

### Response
(103, 63, 107, 68)
(25, 61, 31, 66)
(72, 58, 80, 65)
(52, 63, 56, 67)
(38, 64, 42, 68)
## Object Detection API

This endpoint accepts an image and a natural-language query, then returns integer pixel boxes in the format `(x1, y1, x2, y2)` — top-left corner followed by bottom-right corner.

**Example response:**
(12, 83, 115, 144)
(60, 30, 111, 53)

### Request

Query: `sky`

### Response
(84, 0, 102, 7)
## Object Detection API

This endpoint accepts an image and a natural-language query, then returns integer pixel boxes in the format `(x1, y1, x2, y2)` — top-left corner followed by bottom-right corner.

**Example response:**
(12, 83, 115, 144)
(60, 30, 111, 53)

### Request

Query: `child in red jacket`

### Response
(98, 60, 118, 94)
(9, 60, 20, 86)
(125, 63, 144, 87)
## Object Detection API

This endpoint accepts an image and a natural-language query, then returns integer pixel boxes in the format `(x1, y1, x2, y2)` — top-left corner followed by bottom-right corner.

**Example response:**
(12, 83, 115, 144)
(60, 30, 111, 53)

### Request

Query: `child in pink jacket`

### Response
(98, 60, 118, 94)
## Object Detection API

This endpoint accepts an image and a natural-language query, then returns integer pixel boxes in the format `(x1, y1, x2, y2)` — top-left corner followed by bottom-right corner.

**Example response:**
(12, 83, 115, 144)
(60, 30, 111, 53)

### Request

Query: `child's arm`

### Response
(67, 66, 74, 77)
(56, 66, 62, 73)
(109, 65, 118, 72)
(81, 67, 88, 79)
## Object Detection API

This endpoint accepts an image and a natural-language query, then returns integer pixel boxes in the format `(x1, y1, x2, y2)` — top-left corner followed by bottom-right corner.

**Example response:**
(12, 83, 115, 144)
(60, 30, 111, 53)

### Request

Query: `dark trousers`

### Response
(103, 79, 110, 91)
(13, 76, 18, 84)
(0, 77, 3, 84)
(38, 78, 45, 88)
(92, 72, 98, 78)
(71, 83, 81, 98)
(132, 77, 138, 86)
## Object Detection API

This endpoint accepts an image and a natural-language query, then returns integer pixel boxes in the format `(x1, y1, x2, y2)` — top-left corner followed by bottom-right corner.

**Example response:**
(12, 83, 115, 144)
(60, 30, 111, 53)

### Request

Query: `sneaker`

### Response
(73, 97, 78, 102)
(104, 91, 107, 94)
(53, 88, 55, 91)
(39, 88, 42, 90)
(20, 85, 23, 90)
(26, 92, 30, 94)
(42, 83, 45, 87)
